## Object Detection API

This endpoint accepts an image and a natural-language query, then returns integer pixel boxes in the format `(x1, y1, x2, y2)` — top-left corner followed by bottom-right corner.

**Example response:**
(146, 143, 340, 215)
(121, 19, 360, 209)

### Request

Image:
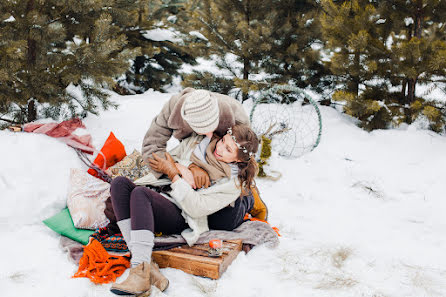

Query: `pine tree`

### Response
(320, 0, 394, 129)
(178, 0, 275, 101)
(378, 0, 446, 129)
(260, 0, 332, 95)
(177, 1, 328, 101)
(320, 0, 386, 97)
(0, 1, 144, 126)
(320, 0, 446, 132)
(116, 0, 198, 94)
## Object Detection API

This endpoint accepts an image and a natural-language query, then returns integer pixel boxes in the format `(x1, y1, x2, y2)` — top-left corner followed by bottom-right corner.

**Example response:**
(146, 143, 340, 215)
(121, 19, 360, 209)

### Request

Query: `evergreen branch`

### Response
(437, 22, 446, 34)
(320, 3, 392, 57)
(0, 117, 20, 125)
(196, 15, 236, 54)
(329, 101, 346, 107)
(68, 93, 89, 112)
(418, 78, 446, 83)
(385, 76, 446, 84)
(218, 59, 238, 76)
(45, 17, 62, 25)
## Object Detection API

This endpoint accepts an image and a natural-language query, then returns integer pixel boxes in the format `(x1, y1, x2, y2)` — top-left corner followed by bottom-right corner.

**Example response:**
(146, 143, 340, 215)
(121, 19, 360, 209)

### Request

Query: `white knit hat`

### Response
(181, 90, 220, 134)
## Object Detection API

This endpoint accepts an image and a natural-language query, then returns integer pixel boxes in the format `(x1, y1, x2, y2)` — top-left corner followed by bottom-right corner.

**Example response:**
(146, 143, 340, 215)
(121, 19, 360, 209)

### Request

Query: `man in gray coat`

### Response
(142, 88, 250, 183)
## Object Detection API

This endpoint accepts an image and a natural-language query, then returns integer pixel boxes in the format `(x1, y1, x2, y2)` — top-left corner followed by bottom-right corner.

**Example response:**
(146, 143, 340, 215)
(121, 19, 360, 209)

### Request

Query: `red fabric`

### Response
(88, 132, 126, 179)
(23, 119, 95, 154)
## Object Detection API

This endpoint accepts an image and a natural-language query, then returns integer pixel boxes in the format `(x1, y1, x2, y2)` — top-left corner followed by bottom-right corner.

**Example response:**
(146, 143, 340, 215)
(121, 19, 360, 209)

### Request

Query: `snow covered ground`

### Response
(1, 90, 446, 297)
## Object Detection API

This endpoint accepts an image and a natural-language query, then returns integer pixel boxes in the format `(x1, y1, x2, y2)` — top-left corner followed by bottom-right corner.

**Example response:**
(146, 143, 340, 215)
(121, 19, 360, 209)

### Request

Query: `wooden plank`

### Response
(154, 249, 221, 265)
(153, 252, 220, 279)
(167, 241, 239, 257)
(165, 246, 210, 257)
(218, 240, 242, 277)
(152, 240, 243, 279)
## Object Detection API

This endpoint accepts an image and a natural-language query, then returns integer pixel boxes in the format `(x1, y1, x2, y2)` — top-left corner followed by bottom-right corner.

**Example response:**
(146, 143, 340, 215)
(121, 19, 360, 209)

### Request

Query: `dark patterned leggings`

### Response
(110, 176, 188, 234)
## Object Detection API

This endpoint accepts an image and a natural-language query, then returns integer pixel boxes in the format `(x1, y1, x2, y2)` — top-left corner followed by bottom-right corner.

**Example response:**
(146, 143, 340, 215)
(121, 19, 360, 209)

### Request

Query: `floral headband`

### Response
(227, 127, 254, 157)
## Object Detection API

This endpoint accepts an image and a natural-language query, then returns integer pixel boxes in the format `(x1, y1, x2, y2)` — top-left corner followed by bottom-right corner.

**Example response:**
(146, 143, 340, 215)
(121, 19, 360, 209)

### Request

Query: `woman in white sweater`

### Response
(110, 124, 259, 296)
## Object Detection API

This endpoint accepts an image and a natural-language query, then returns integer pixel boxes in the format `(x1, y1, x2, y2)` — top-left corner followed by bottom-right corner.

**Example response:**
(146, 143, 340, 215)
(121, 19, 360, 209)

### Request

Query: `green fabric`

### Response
(43, 208, 94, 245)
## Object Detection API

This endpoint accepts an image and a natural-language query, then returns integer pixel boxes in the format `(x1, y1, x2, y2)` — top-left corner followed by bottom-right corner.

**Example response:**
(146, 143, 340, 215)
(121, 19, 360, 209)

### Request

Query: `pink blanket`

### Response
(24, 118, 96, 154)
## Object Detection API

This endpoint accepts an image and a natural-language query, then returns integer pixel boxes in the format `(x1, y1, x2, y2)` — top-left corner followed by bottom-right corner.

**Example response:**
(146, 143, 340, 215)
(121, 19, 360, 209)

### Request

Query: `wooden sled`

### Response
(152, 239, 242, 280)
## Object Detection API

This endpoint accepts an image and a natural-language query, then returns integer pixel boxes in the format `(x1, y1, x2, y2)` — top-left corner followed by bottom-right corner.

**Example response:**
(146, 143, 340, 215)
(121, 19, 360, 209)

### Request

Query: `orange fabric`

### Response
(73, 238, 130, 284)
(88, 132, 126, 179)
(244, 214, 281, 237)
(249, 185, 268, 221)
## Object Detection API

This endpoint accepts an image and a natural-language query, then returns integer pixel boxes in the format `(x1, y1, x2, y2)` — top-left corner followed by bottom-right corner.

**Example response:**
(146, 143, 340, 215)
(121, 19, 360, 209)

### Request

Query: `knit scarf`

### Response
(72, 238, 130, 284)
(190, 137, 233, 182)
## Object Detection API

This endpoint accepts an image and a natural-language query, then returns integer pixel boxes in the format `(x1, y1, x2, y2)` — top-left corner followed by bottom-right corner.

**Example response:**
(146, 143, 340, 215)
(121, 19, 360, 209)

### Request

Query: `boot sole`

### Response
(110, 288, 151, 296)
(110, 288, 135, 296)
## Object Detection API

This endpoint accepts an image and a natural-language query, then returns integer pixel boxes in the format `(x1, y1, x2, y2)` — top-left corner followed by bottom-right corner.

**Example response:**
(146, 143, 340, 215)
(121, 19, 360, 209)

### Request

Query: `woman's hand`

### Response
(175, 163, 196, 189)
(148, 152, 180, 181)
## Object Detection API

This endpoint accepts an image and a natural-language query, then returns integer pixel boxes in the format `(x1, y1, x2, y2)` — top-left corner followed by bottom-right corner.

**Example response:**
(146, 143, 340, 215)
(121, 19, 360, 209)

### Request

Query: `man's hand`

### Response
(189, 164, 211, 189)
(148, 152, 180, 180)
(175, 163, 196, 189)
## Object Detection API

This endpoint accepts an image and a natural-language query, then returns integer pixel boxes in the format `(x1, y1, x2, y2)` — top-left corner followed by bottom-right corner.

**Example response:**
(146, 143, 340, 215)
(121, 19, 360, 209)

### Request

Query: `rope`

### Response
(74, 148, 113, 184)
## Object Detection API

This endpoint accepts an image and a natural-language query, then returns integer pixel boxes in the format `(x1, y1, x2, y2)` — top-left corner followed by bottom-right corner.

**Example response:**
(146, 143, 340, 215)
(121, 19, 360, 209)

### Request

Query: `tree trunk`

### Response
(27, 39, 37, 65)
(407, 1, 423, 104)
(27, 99, 37, 122)
(404, 0, 423, 123)
(26, 0, 37, 123)
(407, 79, 416, 103)
(353, 50, 360, 98)
(26, 0, 37, 65)
(401, 79, 407, 97)
(414, 0, 423, 39)
(241, 0, 250, 102)
(406, 0, 423, 104)
(242, 58, 249, 102)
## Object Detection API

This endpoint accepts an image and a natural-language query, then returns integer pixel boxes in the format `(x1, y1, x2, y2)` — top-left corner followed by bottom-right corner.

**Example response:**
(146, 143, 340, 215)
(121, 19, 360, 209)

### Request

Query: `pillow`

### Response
(67, 168, 110, 230)
(88, 132, 126, 179)
(43, 208, 94, 245)
(109, 149, 152, 181)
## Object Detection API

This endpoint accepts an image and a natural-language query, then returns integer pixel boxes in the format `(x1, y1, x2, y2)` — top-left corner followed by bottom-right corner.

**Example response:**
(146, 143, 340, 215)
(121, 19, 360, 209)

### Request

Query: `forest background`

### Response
(1, 0, 446, 133)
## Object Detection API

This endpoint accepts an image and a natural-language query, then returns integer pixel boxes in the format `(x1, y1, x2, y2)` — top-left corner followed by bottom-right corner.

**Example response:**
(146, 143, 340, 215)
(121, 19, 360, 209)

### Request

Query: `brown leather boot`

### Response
(110, 262, 151, 296)
(150, 260, 169, 292)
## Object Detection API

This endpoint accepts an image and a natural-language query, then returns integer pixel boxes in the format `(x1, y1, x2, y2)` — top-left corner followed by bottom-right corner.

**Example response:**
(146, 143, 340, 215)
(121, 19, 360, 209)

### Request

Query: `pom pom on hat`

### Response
(181, 90, 220, 134)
